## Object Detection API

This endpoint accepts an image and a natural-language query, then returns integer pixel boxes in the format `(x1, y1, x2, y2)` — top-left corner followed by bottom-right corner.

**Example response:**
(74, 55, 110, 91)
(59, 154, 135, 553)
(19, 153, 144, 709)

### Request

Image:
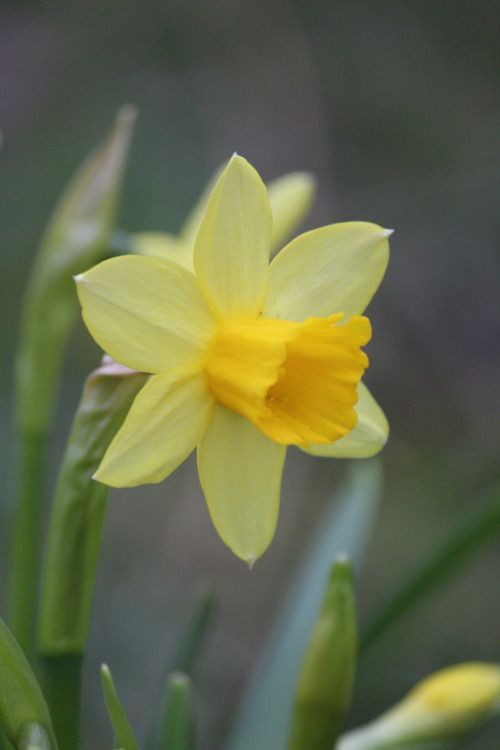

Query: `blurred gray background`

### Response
(1, 1, 499, 748)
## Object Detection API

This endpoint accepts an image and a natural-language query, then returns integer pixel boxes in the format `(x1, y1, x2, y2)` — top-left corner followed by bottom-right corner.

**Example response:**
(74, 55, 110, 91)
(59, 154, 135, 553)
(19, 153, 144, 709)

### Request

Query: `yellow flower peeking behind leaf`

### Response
(75, 155, 391, 564)
(132, 168, 317, 270)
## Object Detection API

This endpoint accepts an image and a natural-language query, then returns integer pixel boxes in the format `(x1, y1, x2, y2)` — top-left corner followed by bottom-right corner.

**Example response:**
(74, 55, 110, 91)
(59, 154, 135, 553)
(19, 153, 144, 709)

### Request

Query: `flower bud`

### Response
(339, 662, 500, 749)
(287, 558, 357, 750)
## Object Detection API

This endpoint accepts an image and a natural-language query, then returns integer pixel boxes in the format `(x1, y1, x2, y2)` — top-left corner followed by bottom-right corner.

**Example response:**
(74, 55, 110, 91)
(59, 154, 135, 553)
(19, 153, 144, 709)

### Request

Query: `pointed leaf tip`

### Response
(101, 663, 138, 750)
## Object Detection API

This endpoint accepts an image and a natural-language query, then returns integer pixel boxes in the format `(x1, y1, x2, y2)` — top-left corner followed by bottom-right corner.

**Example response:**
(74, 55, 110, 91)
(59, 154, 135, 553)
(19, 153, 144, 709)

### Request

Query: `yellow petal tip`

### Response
(246, 557, 256, 571)
(383, 228, 395, 237)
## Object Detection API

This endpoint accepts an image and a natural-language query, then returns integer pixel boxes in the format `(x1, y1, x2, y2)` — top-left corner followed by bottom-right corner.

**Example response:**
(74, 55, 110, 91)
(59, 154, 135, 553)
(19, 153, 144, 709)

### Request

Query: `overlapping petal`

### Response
(265, 222, 391, 321)
(194, 155, 272, 319)
(197, 405, 286, 563)
(95, 368, 214, 487)
(75, 255, 214, 373)
(132, 232, 194, 271)
(267, 171, 316, 254)
(301, 382, 388, 458)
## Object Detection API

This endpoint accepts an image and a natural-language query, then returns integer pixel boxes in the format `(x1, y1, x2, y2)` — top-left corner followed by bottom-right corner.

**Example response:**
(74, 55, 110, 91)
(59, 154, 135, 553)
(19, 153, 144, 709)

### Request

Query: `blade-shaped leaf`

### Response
(361, 479, 500, 653)
(101, 665, 138, 750)
(146, 591, 215, 750)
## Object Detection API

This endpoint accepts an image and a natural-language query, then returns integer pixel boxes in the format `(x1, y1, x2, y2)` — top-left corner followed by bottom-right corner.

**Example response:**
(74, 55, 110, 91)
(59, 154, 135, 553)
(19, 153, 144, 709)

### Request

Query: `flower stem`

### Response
(40, 655, 82, 750)
(360, 480, 500, 653)
(8, 430, 46, 661)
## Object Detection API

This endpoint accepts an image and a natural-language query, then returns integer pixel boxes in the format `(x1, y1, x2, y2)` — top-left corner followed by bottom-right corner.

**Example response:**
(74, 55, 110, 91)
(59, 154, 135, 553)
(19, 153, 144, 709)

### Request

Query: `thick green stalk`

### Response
(8, 432, 46, 660)
(38, 657, 81, 750)
(8, 109, 135, 658)
(37, 364, 146, 749)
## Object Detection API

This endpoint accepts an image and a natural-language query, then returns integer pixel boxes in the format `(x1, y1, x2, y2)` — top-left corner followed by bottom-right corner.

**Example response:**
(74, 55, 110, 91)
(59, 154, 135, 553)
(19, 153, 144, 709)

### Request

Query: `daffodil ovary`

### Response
(206, 312, 371, 446)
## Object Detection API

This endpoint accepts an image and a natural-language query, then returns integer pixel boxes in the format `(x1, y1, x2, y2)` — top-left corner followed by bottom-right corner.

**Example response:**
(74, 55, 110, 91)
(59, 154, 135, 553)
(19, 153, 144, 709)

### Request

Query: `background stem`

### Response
(360, 480, 500, 653)
(8, 430, 46, 661)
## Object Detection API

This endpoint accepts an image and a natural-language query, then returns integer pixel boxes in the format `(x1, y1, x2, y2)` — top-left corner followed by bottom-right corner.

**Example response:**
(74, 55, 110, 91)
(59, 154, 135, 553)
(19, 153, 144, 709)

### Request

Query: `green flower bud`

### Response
(287, 557, 357, 750)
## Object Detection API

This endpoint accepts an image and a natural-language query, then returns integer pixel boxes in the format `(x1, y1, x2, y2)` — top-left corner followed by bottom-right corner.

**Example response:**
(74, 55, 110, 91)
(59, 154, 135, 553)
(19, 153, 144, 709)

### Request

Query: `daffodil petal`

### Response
(268, 171, 316, 255)
(265, 222, 391, 320)
(194, 155, 272, 319)
(197, 405, 286, 564)
(301, 383, 388, 458)
(75, 255, 214, 373)
(95, 369, 214, 487)
(131, 232, 194, 271)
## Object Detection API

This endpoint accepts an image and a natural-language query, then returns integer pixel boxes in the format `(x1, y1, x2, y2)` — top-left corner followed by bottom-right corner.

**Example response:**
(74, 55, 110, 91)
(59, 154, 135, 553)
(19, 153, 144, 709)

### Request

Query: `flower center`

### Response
(206, 313, 371, 446)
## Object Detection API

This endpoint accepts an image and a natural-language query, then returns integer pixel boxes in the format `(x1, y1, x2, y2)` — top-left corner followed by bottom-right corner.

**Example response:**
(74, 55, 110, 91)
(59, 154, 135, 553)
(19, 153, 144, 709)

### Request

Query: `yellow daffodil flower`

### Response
(75, 155, 390, 564)
(131, 168, 316, 269)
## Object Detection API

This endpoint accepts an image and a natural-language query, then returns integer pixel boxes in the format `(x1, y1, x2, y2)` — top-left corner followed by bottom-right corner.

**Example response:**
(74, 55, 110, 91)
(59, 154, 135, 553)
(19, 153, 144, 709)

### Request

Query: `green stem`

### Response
(360, 480, 500, 653)
(40, 655, 82, 750)
(8, 431, 46, 661)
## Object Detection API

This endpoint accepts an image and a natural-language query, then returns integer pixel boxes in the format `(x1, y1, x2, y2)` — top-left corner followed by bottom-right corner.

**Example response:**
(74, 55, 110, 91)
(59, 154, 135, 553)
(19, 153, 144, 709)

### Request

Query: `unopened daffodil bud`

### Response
(288, 558, 357, 750)
(338, 662, 500, 750)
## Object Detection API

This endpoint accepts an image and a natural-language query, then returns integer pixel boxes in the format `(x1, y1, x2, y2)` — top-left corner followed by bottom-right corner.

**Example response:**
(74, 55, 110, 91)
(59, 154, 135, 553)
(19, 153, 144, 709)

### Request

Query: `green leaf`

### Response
(15, 107, 135, 434)
(361, 479, 500, 653)
(170, 590, 217, 677)
(0, 620, 57, 750)
(157, 673, 194, 750)
(146, 590, 215, 750)
(17, 724, 53, 750)
(224, 459, 383, 750)
(101, 665, 138, 750)
(287, 559, 357, 750)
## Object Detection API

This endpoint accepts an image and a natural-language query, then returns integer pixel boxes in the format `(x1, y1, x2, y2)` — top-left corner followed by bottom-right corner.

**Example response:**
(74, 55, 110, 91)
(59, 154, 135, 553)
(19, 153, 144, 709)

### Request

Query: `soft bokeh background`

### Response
(1, 1, 499, 748)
